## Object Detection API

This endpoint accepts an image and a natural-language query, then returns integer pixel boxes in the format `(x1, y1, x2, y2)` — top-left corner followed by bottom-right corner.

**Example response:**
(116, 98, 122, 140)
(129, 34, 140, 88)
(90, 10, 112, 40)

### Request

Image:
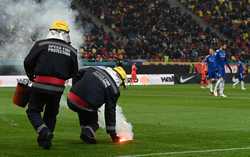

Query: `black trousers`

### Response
(26, 88, 62, 133)
(78, 110, 99, 132)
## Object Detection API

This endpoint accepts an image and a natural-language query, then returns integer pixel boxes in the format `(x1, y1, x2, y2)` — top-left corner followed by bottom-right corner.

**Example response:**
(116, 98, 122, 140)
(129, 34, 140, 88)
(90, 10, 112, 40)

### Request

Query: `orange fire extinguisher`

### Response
(12, 79, 31, 108)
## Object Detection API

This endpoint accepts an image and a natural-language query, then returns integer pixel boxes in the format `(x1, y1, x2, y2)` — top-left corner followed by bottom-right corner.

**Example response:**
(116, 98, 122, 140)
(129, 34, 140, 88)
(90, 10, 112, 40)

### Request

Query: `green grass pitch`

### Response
(0, 84, 250, 157)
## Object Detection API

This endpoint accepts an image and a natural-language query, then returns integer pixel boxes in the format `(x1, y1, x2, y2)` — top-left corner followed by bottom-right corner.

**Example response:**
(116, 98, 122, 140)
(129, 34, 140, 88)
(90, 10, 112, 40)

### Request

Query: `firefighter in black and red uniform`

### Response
(24, 20, 78, 149)
(67, 66, 127, 144)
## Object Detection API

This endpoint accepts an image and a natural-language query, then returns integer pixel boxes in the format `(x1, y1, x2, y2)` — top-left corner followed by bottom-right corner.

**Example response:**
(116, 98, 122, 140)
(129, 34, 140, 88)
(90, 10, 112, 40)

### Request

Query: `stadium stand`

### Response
(77, 16, 127, 62)
(74, 0, 222, 61)
(0, 0, 249, 62)
(179, 0, 250, 57)
(75, 0, 250, 62)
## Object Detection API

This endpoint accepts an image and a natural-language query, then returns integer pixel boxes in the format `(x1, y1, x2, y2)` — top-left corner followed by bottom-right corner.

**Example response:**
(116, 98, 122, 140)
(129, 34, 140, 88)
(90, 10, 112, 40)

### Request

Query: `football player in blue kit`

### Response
(232, 55, 246, 90)
(204, 48, 217, 94)
(213, 42, 232, 97)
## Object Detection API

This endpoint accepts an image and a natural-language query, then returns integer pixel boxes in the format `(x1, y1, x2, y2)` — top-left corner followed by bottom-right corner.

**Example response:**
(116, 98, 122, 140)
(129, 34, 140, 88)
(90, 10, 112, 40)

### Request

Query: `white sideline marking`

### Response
(117, 146, 250, 157)
(124, 93, 250, 100)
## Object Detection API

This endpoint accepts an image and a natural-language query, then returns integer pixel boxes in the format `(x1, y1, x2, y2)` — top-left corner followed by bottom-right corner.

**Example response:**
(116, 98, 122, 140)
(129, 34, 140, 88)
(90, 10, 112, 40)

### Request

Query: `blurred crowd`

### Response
(0, 0, 249, 62)
(74, 0, 223, 62)
(77, 16, 128, 62)
(75, 0, 250, 62)
(180, 0, 250, 58)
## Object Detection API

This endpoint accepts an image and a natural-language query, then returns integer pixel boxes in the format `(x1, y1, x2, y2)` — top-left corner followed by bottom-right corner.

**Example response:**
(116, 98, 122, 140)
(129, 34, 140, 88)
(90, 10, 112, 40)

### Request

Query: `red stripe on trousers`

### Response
(67, 92, 89, 108)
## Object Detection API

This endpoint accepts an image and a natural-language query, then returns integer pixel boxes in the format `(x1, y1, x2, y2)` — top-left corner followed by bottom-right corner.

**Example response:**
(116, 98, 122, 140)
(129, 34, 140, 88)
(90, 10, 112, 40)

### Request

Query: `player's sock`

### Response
(241, 81, 246, 90)
(214, 79, 221, 96)
(220, 80, 227, 97)
(223, 80, 225, 92)
(209, 83, 213, 93)
(233, 79, 239, 87)
(219, 80, 223, 96)
(219, 79, 226, 96)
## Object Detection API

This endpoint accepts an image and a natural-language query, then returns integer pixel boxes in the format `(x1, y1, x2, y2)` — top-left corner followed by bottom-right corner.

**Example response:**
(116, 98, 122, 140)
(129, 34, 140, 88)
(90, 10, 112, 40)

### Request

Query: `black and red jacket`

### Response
(68, 67, 120, 134)
(24, 38, 78, 92)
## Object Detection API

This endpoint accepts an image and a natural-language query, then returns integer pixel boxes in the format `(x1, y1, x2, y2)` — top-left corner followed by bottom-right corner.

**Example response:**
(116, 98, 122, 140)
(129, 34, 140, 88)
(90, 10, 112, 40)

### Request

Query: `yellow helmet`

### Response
(49, 20, 69, 32)
(113, 66, 127, 81)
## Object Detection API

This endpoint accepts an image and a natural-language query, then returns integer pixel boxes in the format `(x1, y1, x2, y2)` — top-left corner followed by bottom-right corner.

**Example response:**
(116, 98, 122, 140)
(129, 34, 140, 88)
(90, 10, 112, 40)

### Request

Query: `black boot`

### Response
(80, 126, 96, 144)
(37, 128, 54, 149)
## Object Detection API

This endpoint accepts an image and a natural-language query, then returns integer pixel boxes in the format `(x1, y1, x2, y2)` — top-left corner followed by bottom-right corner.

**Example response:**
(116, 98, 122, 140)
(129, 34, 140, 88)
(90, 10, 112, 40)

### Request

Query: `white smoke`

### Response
(0, 0, 83, 59)
(98, 105, 134, 141)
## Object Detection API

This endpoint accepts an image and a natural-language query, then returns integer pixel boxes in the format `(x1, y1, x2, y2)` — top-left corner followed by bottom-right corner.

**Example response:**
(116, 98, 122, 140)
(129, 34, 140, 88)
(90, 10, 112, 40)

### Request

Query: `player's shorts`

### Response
(201, 72, 206, 80)
(217, 67, 225, 78)
(207, 70, 217, 79)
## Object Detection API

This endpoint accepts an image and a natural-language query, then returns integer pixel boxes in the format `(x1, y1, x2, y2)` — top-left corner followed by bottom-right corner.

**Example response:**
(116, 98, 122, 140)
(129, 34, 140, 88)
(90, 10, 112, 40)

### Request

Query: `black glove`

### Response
(110, 133, 120, 143)
(27, 74, 34, 81)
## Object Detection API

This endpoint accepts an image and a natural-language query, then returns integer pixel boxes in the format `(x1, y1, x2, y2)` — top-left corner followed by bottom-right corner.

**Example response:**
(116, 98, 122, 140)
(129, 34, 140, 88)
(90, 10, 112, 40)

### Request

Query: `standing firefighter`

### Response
(24, 20, 78, 149)
(67, 66, 127, 144)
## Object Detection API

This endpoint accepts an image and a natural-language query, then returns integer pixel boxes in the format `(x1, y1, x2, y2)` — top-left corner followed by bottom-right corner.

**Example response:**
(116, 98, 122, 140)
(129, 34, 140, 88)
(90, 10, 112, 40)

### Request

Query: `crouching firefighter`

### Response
(23, 20, 78, 149)
(67, 66, 127, 144)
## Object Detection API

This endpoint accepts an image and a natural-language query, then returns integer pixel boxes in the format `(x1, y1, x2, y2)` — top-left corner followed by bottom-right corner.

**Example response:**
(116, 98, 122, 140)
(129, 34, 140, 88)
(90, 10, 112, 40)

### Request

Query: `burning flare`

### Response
(98, 105, 134, 142)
